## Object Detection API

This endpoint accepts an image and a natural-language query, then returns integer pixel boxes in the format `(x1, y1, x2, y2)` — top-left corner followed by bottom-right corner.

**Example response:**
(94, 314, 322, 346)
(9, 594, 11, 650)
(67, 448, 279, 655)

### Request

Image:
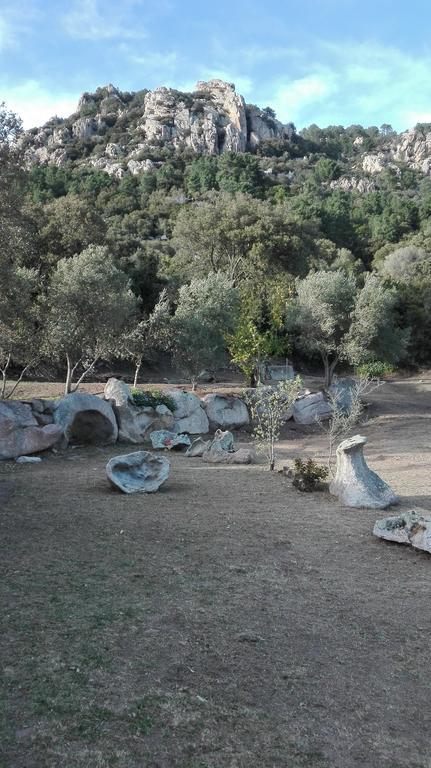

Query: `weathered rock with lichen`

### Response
(373, 510, 431, 553)
(21, 80, 294, 171)
(106, 451, 170, 494)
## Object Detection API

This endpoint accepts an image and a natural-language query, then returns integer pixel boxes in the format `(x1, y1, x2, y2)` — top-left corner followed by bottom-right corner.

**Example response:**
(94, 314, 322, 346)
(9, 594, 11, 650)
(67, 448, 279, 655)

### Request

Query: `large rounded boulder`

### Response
(167, 390, 209, 435)
(0, 400, 62, 460)
(201, 393, 249, 430)
(53, 393, 118, 447)
(106, 450, 170, 493)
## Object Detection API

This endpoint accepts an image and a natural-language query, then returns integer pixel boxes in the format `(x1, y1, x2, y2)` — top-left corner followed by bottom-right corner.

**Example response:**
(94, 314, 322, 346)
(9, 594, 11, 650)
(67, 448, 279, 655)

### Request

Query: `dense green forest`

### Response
(2, 99, 431, 395)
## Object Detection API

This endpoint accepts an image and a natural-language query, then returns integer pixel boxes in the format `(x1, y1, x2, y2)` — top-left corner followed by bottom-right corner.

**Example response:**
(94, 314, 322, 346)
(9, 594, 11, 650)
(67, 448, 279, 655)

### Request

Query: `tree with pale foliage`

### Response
(45, 245, 137, 394)
(0, 262, 40, 398)
(292, 270, 357, 387)
(247, 378, 302, 470)
(0, 103, 40, 397)
(291, 270, 405, 387)
(122, 289, 171, 387)
(171, 272, 239, 389)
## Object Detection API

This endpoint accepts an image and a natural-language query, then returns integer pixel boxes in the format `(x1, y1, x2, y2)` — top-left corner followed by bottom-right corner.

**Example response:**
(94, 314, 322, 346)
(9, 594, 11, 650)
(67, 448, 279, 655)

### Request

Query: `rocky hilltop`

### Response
(22, 80, 295, 178)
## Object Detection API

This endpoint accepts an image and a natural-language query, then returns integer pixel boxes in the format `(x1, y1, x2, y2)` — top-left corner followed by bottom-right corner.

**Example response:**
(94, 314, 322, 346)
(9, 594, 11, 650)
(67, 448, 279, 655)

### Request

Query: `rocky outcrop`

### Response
(373, 510, 431, 553)
(359, 126, 431, 178)
(22, 80, 294, 171)
(330, 434, 397, 509)
(0, 400, 62, 460)
(53, 392, 118, 447)
(106, 450, 170, 494)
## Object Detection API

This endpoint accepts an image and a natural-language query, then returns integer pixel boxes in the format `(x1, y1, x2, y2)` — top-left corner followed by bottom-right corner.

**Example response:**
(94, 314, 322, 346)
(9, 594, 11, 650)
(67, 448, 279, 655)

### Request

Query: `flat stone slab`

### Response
(106, 451, 170, 494)
(150, 430, 191, 450)
(185, 437, 211, 457)
(373, 510, 431, 553)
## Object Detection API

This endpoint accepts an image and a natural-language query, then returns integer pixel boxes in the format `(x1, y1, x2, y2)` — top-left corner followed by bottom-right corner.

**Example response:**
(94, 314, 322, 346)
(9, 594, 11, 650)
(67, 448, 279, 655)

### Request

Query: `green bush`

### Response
(292, 458, 328, 492)
(356, 361, 395, 378)
(131, 388, 176, 412)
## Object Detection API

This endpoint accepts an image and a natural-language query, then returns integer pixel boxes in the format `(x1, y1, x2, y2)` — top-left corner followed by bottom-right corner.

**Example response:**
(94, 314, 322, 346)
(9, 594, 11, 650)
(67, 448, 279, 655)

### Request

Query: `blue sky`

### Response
(2, 0, 431, 131)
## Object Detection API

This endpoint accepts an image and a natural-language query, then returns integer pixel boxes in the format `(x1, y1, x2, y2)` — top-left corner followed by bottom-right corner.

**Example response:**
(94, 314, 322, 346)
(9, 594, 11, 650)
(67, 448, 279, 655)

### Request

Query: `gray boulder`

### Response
(167, 390, 209, 434)
(104, 378, 175, 443)
(201, 393, 249, 429)
(202, 429, 254, 465)
(106, 450, 170, 494)
(373, 510, 431, 553)
(150, 430, 191, 450)
(330, 434, 397, 509)
(0, 401, 62, 460)
(185, 437, 211, 457)
(53, 392, 118, 447)
(293, 392, 333, 425)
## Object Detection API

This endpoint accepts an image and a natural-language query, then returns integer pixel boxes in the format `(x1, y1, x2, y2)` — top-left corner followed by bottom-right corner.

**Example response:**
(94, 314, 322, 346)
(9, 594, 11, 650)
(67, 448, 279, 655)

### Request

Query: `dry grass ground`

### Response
(1, 375, 431, 768)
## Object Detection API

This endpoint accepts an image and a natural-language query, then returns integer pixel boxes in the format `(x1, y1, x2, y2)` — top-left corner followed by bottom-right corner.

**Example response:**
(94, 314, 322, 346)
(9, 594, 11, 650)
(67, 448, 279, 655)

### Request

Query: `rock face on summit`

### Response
(22, 80, 294, 176)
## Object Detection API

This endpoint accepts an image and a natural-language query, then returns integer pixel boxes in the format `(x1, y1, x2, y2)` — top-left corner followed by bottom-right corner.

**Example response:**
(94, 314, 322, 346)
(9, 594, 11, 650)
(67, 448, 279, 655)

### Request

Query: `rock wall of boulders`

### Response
(0, 377, 339, 461)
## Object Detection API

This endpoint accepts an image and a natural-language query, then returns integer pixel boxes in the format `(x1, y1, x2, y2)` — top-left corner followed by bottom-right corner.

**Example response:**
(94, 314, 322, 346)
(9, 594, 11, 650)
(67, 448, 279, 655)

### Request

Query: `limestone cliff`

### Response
(22, 80, 294, 177)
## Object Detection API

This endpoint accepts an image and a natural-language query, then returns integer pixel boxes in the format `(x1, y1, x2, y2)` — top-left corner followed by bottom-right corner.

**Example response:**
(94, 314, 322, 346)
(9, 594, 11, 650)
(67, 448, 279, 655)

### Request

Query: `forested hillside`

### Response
(2, 79, 431, 393)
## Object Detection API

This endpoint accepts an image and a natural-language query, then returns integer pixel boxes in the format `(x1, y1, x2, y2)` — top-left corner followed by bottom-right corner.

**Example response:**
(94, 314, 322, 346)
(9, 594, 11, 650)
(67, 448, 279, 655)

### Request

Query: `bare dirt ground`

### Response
(1, 375, 431, 768)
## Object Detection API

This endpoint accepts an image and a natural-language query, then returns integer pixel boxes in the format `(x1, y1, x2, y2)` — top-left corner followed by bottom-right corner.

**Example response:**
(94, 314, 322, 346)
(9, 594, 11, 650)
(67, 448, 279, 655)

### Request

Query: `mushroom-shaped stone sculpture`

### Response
(329, 434, 397, 509)
(106, 451, 170, 494)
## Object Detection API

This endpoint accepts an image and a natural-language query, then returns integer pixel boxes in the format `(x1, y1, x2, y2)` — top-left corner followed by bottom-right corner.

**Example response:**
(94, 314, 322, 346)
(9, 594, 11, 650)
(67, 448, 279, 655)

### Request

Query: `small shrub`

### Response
(356, 361, 395, 378)
(292, 458, 328, 492)
(131, 388, 176, 412)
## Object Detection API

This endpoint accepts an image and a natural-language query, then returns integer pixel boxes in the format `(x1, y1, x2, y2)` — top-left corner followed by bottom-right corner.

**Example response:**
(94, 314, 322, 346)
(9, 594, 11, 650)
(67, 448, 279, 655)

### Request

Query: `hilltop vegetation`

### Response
(2, 81, 431, 392)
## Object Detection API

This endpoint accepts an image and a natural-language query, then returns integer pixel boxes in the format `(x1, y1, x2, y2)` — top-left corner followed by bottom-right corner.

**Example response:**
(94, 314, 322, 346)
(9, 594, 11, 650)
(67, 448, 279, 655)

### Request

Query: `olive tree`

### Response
(122, 288, 171, 387)
(171, 272, 239, 389)
(45, 245, 137, 394)
(0, 263, 39, 398)
(292, 270, 357, 387)
(0, 103, 40, 397)
(292, 270, 404, 386)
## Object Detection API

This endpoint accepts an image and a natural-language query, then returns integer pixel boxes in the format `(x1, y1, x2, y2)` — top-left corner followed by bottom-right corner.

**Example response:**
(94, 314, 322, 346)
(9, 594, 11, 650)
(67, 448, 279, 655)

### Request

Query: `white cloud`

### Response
(63, 0, 147, 41)
(126, 49, 179, 74)
(264, 41, 431, 130)
(1, 80, 78, 128)
(273, 72, 336, 119)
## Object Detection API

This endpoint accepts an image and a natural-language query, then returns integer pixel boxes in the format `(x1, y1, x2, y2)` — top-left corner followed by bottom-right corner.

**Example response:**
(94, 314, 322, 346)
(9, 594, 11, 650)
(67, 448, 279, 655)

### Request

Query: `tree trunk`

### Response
(133, 358, 142, 388)
(65, 355, 73, 395)
(0, 353, 11, 399)
(323, 355, 339, 388)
